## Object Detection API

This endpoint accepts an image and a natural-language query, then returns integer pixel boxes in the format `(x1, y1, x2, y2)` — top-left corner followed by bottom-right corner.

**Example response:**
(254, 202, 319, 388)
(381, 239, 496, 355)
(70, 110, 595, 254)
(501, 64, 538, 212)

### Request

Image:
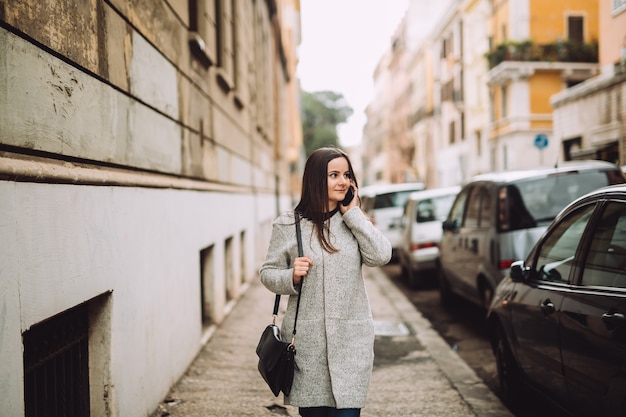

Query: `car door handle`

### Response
(540, 299, 555, 315)
(602, 311, 625, 326)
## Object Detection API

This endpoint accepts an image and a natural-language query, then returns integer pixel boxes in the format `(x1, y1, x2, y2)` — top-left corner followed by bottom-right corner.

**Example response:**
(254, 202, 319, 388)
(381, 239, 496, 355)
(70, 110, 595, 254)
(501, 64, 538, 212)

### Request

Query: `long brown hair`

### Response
(294, 147, 359, 253)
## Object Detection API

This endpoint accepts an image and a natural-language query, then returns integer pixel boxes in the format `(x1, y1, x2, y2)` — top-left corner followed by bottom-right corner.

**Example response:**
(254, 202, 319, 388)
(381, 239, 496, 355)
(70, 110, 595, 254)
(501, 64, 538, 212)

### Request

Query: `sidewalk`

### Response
(152, 266, 513, 417)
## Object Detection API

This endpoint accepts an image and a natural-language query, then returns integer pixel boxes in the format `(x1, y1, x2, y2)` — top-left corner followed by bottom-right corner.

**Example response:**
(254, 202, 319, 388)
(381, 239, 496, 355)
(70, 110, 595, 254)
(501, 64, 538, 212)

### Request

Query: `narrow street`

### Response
(381, 263, 570, 417)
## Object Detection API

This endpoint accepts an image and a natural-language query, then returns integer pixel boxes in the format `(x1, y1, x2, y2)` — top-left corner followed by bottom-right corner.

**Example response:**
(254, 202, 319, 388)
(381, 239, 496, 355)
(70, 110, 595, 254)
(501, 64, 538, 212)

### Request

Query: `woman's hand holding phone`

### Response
(340, 184, 357, 213)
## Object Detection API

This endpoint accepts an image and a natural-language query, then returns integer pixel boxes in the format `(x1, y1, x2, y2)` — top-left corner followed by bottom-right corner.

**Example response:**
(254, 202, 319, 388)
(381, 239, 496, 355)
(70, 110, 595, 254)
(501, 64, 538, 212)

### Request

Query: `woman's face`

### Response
(327, 156, 351, 209)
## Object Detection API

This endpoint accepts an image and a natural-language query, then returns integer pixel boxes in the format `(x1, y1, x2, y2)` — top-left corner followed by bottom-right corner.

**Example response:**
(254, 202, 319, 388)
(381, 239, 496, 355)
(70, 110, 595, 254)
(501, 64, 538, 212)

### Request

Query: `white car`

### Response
(397, 186, 460, 288)
(360, 182, 426, 259)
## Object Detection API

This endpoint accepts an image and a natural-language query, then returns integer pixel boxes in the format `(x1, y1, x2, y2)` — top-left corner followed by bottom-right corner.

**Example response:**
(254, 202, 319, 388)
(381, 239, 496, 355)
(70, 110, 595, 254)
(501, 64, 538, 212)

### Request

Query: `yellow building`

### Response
(486, 0, 600, 169)
(551, 0, 626, 167)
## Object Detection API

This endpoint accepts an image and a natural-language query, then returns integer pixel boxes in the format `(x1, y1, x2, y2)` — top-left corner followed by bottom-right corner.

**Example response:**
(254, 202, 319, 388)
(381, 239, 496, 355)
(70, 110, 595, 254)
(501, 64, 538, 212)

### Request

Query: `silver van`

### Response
(438, 160, 626, 310)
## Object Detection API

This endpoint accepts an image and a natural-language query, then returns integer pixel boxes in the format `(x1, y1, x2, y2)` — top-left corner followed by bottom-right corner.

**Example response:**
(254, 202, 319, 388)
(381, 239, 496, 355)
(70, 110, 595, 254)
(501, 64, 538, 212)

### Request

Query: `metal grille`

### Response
(373, 320, 410, 337)
(23, 303, 90, 417)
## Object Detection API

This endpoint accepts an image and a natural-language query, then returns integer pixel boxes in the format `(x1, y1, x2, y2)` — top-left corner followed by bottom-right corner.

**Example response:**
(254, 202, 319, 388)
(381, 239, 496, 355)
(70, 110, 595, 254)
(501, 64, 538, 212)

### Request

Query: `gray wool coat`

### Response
(259, 207, 392, 409)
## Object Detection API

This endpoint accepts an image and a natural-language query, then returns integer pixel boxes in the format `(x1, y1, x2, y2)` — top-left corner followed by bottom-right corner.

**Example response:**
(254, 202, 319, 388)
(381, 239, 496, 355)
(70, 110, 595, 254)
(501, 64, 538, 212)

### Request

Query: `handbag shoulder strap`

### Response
(272, 212, 304, 345)
(291, 212, 303, 343)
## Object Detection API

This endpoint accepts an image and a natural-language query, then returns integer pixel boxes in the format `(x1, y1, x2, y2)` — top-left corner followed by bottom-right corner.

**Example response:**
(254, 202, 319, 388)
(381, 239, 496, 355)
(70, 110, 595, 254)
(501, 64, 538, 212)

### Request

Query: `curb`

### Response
(367, 267, 514, 417)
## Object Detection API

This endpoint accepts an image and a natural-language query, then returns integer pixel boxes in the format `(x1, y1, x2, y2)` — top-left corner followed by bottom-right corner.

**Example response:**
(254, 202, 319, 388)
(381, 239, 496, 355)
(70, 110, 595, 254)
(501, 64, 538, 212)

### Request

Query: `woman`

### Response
(259, 147, 392, 417)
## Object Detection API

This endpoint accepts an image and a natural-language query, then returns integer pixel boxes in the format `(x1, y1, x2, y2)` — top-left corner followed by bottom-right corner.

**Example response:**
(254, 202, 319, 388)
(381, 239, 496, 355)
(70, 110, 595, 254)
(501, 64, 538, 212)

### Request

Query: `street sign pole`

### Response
(534, 134, 549, 165)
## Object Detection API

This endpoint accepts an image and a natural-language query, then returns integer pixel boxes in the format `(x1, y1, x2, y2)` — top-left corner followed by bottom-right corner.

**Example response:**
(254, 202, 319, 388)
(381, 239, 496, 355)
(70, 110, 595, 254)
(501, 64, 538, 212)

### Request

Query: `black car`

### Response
(487, 184, 626, 417)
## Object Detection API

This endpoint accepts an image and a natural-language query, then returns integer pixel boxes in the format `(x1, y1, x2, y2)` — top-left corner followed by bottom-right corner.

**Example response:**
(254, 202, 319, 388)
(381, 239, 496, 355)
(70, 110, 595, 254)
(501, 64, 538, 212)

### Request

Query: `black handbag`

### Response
(256, 212, 304, 397)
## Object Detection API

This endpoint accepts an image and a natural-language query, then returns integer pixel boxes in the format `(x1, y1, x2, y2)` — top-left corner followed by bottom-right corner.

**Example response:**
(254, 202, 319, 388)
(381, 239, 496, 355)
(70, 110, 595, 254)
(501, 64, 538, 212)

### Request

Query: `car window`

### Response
(416, 199, 436, 222)
(533, 204, 595, 283)
(465, 186, 485, 227)
(581, 202, 626, 288)
(479, 189, 493, 227)
(517, 171, 617, 223)
(416, 194, 456, 223)
(499, 185, 536, 231)
(374, 190, 415, 209)
(448, 187, 470, 227)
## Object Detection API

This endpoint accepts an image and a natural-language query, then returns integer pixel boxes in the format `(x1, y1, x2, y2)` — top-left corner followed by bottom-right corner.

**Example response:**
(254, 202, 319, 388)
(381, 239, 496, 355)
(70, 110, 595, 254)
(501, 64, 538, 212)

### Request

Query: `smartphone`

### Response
(341, 186, 354, 206)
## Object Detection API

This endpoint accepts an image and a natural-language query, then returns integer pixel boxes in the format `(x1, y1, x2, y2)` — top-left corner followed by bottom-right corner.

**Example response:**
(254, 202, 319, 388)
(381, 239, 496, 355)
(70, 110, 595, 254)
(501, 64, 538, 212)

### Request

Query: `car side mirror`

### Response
(442, 219, 457, 231)
(509, 260, 527, 282)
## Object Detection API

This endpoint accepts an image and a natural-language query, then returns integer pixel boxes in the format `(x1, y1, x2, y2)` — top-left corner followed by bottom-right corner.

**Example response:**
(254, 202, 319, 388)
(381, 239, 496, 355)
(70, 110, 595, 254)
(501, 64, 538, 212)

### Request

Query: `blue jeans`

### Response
(299, 407, 361, 417)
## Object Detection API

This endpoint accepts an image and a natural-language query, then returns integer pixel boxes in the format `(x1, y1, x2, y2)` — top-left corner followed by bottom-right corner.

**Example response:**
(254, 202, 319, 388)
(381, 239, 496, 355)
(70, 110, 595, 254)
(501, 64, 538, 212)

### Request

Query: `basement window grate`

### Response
(23, 302, 90, 417)
(373, 320, 410, 337)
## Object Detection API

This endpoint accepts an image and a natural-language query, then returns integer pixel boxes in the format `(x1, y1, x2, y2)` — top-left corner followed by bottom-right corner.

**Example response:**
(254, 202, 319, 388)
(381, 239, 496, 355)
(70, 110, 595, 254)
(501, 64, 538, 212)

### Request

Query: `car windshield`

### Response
(514, 171, 614, 224)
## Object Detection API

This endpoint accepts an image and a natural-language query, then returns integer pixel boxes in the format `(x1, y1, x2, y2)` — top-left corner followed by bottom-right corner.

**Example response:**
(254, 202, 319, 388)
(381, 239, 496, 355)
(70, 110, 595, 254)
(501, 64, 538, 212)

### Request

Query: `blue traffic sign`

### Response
(534, 134, 549, 150)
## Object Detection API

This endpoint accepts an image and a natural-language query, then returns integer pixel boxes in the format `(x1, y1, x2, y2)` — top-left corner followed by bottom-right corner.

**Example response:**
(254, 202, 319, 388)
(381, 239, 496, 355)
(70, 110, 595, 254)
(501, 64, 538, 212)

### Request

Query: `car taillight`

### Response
(410, 242, 438, 251)
(499, 259, 514, 269)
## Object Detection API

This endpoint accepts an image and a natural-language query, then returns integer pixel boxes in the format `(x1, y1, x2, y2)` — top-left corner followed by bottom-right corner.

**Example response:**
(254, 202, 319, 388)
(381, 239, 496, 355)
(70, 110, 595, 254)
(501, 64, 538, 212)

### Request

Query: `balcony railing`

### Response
(485, 40, 598, 69)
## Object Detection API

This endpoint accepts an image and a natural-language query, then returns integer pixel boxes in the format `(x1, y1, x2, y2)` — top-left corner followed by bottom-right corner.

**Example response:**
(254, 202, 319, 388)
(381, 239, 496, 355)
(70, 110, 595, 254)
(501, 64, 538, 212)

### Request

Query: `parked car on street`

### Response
(487, 183, 626, 417)
(360, 182, 426, 259)
(438, 160, 626, 310)
(397, 186, 460, 288)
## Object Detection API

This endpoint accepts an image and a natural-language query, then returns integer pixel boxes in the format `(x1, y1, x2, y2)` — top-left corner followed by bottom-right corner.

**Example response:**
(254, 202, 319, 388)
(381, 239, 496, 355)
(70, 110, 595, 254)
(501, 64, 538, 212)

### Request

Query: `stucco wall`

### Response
(0, 180, 280, 416)
(0, 0, 300, 414)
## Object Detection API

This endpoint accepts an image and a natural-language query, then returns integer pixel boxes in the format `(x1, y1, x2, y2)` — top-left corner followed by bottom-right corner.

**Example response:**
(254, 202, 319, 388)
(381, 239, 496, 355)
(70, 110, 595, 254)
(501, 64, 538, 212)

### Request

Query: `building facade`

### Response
(431, 0, 466, 187)
(0, 0, 301, 416)
(551, 0, 626, 167)
(363, 0, 624, 189)
(486, 0, 600, 171)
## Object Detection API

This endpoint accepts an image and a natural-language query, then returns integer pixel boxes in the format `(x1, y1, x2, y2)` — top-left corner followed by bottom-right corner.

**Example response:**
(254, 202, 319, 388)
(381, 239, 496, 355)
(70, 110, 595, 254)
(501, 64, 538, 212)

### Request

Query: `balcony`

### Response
(486, 40, 599, 86)
(485, 39, 598, 70)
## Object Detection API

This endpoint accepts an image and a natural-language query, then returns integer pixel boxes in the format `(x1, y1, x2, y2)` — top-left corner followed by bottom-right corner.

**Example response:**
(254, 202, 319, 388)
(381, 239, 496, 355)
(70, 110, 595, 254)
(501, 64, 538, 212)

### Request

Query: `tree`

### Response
(300, 90, 353, 156)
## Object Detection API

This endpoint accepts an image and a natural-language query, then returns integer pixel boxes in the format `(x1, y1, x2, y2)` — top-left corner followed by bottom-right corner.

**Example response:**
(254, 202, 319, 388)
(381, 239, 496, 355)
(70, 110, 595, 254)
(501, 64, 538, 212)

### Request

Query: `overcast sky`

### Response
(297, 1, 409, 147)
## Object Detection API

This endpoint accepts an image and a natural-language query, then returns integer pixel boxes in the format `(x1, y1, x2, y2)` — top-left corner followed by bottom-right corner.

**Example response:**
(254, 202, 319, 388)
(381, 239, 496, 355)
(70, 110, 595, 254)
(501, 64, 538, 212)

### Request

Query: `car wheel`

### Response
(479, 282, 494, 312)
(400, 261, 411, 286)
(400, 260, 410, 281)
(404, 261, 422, 289)
(437, 266, 454, 306)
(494, 325, 523, 406)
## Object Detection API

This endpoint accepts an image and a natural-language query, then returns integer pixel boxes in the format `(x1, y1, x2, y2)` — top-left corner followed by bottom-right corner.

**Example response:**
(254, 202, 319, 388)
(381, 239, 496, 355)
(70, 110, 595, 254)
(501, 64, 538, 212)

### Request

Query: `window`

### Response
(499, 185, 535, 231)
(501, 84, 508, 118)
(563, 137, 582, 161)
(415, 195, 456, 223)
(254, 1, 273, 137)
(189, 0, 216, 68)
(374, 191, 416, 209)
(416, 199, 437, 223)
(460, 112, 465, 141)
(24, 303, 90, 417)
(442, 36, 452, 58)
(449, 120, 456, 144)
(581, 202, 626, 288)
(479, 189, 493, 227)
(200, 244, 215, 325)
(465, 186, 485, 228)
(216, 0, 235, 92)
(448, 188, 470, 228)
(533, 205, 595, 283)
(567, 16, 584, 43)
(612, 0, 626, 15)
